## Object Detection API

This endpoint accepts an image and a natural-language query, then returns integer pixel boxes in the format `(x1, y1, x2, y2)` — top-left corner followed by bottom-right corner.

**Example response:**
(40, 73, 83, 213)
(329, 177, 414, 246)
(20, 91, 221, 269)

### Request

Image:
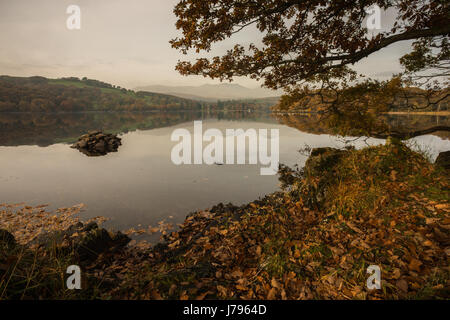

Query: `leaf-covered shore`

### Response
(1, 142, 449, 300)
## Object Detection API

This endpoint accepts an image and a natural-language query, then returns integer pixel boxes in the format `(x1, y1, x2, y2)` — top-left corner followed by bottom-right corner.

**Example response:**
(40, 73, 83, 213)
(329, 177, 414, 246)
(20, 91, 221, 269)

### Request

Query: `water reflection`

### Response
(0, 111, 448, 235)
(0, 111, 276, 147)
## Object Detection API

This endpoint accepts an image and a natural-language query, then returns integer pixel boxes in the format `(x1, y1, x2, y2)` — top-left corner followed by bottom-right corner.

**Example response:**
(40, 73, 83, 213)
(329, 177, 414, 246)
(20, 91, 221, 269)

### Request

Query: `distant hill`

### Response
(134, 83, 282, 101)
(0, 76, 206, 112)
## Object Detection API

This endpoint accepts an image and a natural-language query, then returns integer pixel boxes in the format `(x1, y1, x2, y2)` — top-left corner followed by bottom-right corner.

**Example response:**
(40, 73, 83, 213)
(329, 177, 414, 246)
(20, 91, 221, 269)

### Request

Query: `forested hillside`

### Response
(273, 87, 449, 113)
(0, 76, 205, 112)
(217, 96, 279, 111)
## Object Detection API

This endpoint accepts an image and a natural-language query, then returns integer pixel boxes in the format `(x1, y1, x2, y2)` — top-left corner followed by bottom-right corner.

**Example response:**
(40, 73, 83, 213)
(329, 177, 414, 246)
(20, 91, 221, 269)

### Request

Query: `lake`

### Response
(0, 111, 449, 238)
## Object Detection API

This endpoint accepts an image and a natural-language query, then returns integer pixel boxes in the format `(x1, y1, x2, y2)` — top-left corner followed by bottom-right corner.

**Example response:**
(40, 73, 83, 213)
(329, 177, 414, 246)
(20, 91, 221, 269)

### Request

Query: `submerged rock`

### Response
(71, 131, 122, 156)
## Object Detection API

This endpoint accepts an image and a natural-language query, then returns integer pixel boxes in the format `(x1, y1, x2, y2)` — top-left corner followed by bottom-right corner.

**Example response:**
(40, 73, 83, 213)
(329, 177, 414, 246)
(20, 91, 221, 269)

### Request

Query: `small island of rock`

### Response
(71, 130, 122, 156)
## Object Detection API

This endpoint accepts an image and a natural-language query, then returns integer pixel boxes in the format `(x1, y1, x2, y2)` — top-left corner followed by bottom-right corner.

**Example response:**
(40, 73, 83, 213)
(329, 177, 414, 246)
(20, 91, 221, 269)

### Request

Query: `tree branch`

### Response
(373, 125, 450, 140)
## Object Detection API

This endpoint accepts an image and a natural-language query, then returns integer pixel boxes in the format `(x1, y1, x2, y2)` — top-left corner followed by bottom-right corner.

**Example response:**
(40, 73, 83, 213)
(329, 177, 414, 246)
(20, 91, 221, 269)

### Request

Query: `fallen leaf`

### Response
(408, 258, 422, 272)
(396, 279, 408, 293)
(267, 288, 277, 300)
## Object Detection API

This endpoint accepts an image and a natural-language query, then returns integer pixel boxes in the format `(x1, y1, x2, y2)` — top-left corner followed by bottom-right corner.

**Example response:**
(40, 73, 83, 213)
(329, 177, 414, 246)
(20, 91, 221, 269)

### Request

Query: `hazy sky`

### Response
(0, 0, 413, 90)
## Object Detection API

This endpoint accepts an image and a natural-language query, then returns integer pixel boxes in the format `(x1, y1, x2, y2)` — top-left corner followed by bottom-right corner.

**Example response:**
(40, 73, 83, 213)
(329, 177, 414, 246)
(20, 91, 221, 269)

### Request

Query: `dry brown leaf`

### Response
(267, 287, 277, 300)
(408, 258, 422, 272)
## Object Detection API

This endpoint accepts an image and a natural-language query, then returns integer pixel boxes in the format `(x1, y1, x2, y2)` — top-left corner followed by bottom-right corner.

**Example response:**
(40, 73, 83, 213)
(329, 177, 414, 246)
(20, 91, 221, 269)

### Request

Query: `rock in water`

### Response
(71, 131, 122, 156)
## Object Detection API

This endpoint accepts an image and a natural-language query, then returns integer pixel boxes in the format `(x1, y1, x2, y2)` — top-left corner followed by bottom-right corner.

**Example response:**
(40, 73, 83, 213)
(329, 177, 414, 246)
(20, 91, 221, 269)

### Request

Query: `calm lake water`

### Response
(0, 111, 449, 235)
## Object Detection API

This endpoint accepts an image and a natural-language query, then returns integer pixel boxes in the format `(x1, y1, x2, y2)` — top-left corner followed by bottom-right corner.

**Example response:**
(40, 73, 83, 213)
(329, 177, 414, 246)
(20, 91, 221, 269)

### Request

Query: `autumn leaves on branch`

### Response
(171, 0, 450, 138)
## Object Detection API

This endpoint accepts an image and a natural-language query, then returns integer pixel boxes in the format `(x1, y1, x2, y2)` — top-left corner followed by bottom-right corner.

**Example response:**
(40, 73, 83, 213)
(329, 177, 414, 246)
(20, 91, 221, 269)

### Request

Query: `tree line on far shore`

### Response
(0, 76, 206, 112)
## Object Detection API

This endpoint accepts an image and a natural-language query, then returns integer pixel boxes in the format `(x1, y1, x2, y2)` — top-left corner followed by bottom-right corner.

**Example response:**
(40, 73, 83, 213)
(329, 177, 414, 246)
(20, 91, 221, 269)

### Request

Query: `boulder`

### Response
(301, 147, 349, 209)
(0, 229, 16, 248)
(29, 222, 131, 264)
(435, 151, 450, 170)
(78, 139, 88, 149)
(75, 228, 113, 261)
(74, 225, 131, 262)
(29, 222, 84, 248)
(94, 140, 106, 153)
(305, 147, 348, 177)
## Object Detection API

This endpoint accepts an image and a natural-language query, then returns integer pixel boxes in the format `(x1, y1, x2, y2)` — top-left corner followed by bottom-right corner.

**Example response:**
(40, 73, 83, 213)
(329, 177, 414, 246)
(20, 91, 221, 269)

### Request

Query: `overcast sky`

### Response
(0, 0, 413, 90)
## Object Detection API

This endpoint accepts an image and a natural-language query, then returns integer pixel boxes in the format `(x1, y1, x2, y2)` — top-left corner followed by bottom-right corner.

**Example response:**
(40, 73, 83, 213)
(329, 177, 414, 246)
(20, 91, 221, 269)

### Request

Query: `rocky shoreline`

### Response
(1, 221, 130, 265)
(1, 144, 449, 300)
